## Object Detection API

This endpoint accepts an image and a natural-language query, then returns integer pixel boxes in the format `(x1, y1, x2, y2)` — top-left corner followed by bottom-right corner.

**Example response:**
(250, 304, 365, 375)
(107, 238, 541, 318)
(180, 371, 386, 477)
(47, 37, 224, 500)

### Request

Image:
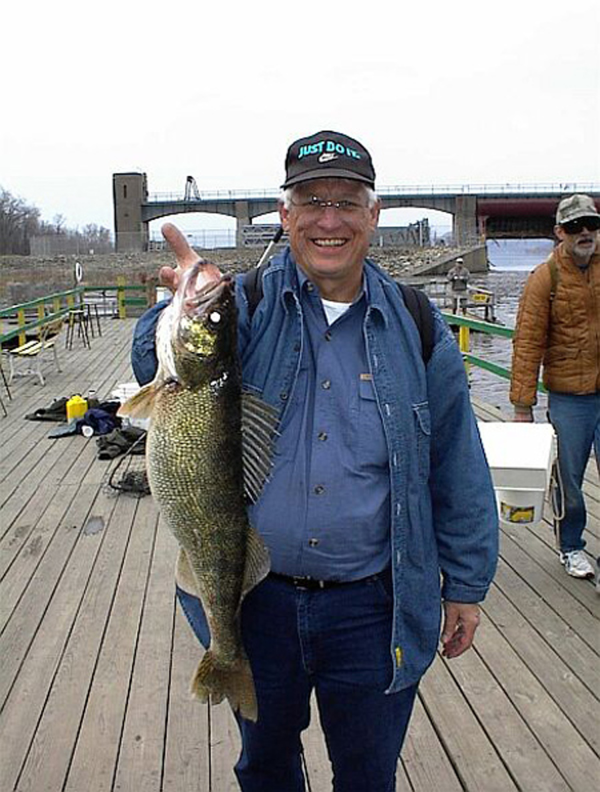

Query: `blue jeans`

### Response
(177, 569, 418, 792)
(548, 391, 600, 553)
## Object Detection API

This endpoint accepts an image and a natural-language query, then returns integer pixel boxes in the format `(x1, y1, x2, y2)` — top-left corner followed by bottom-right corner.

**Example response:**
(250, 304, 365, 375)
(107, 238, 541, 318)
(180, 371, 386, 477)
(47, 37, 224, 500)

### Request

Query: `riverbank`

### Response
(0, 249, 541, 421)
(0, 244, 469, 306)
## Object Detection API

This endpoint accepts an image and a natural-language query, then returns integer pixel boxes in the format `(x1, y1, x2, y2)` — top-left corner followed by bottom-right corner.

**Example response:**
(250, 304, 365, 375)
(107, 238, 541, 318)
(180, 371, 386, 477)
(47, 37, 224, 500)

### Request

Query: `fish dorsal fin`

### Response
(117, 382, 158, 420)
(241, 391, 279, 503)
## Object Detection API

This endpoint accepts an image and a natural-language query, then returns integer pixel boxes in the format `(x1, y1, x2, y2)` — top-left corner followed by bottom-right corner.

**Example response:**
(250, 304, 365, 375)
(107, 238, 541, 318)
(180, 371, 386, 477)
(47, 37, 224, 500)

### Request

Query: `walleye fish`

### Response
(119, 264, 277, 722)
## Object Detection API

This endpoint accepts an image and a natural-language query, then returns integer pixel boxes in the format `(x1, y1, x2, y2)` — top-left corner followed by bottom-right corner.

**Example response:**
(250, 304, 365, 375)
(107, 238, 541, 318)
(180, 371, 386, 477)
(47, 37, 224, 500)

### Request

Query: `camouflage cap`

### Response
(556, 194, 600, 225)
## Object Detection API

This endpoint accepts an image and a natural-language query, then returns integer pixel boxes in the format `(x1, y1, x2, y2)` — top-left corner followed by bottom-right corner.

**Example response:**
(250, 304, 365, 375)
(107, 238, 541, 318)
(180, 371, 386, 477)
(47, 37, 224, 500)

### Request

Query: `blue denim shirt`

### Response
(132, 247, 498, 691)
(250, 268, 391, 581)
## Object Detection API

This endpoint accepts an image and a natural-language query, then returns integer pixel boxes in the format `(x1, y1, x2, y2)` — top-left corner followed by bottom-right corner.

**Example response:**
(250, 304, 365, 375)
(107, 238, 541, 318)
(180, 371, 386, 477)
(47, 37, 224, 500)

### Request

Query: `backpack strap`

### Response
(548, 256, 559, 302)
(243, 264, 434, 364)
(243, 259, 270, 319)
(396, 283, 435, 365)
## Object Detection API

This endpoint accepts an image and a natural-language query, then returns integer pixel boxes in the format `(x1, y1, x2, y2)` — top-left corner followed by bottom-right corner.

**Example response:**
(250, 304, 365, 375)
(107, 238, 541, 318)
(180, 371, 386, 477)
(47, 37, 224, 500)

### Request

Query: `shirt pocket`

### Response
(412, 402, 431, 480)
(357, 378, 387, 465)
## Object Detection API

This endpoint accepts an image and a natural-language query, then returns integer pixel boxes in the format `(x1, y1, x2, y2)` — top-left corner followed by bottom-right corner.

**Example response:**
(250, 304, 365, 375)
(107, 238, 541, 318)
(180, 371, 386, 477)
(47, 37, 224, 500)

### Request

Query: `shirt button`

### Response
(279, 391, 288, 401)
(308, 538, 319, 547)
(314, 484, 325, 495)
(324, 331, 332, 341)
(317, 431, 328, 441)
(321, 379, 331, 390)
(307, 282, 315, 292)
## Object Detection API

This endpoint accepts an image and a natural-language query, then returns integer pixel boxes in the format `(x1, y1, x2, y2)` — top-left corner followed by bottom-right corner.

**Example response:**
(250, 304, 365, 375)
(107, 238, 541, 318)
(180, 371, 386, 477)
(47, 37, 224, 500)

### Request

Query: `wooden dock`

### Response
(1, 316, 598, 791)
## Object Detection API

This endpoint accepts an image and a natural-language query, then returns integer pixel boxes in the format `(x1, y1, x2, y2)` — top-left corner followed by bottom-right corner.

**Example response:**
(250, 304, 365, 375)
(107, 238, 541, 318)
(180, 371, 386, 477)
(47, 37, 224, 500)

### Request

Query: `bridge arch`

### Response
(113, 172, 600, 251)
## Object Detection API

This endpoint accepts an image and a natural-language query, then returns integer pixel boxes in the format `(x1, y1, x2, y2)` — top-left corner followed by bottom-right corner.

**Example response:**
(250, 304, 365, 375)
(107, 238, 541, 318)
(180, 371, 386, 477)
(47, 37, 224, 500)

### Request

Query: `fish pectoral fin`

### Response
(240, 525, 271, 601)
(117, 383, 157, 419)
(191, 651, 258, 722)
(241, 391, 280, 503)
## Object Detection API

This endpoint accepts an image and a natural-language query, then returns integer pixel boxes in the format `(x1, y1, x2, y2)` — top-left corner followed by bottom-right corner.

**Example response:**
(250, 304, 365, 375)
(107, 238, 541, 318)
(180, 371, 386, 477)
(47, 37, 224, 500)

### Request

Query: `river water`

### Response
(451, 239, 554, 419)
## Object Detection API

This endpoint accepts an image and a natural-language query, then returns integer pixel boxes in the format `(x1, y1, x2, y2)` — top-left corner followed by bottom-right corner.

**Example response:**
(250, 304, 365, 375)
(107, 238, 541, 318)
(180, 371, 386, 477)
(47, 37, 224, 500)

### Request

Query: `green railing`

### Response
(0, 288, 544, 395)
(0, 283, 148, 348)
(442, 312, 545, 393)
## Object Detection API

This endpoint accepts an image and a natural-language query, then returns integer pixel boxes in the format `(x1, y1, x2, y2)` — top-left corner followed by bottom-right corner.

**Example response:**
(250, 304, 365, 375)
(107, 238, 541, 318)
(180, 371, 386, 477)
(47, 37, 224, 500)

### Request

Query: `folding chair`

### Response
(8, 319, 64, 386)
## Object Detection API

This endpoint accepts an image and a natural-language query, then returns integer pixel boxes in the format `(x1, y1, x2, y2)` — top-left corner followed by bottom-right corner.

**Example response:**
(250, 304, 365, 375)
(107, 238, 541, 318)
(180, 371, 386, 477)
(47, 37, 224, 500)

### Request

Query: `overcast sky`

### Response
(3, 0, 599, 237)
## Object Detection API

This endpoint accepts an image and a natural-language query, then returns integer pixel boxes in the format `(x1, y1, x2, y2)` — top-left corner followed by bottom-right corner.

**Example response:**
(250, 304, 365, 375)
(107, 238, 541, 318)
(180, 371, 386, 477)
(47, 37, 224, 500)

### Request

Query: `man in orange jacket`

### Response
(510, 194, 599, 579)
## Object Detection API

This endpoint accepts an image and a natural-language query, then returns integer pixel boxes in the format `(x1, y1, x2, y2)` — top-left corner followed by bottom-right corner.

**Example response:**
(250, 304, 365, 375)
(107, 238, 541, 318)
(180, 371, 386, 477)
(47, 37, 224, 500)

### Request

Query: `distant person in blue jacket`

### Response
(131, 130, 498, 792)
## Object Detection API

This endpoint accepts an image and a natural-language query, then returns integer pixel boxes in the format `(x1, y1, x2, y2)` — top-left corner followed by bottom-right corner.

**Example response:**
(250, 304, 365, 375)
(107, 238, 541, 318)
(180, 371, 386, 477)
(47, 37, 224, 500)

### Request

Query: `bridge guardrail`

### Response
(146, 182, 600, 203)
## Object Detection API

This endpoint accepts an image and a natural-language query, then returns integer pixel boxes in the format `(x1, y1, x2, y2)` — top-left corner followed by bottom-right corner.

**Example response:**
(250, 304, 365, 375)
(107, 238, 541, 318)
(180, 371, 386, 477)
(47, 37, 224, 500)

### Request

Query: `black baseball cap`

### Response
(281, 130, 376, 189)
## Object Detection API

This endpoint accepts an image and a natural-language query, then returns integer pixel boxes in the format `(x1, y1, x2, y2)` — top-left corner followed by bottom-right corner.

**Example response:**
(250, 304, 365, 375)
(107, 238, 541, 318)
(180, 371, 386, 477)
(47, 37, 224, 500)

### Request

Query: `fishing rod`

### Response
(255, 225, 284, 269)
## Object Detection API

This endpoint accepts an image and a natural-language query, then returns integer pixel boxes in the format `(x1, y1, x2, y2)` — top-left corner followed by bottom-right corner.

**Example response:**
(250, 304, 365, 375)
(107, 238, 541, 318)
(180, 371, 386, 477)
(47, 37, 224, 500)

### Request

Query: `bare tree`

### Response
(0, 188, 41, 254)
(52, 214, 66, 234)
(0, 188, 113, 255)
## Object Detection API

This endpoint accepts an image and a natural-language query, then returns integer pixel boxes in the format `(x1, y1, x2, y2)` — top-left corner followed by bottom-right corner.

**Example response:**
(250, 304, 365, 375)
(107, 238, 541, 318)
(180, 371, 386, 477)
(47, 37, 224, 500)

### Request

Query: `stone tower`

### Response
(113, 172, 149, 251)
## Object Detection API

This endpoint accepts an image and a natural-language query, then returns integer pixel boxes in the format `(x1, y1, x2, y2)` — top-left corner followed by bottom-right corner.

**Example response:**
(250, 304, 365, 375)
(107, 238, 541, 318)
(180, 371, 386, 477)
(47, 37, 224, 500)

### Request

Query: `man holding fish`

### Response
(128, 130, 498, 792)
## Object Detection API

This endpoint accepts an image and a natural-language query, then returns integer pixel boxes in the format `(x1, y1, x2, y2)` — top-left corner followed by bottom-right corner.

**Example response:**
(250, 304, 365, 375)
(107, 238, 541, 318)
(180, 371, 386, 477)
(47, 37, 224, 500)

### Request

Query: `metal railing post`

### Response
(37, 304, 45, 339)
(117, 278, 126, 319)
(459, 325, 470, 377)
(17, 309, 26, 347)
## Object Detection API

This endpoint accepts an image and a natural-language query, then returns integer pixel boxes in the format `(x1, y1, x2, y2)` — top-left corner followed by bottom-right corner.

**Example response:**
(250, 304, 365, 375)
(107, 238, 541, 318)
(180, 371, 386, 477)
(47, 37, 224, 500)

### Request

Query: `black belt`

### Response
(269, 570, 385, 591)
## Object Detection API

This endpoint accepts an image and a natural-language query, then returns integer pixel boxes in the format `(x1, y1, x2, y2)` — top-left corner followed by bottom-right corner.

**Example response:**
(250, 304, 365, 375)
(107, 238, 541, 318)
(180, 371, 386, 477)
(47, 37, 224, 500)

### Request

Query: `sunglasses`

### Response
(560, 216, 600, 234)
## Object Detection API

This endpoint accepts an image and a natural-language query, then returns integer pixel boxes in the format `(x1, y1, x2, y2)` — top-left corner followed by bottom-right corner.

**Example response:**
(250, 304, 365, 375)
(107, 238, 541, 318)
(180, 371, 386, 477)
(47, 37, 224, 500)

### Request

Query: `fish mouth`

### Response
(181, 268, 234, 318)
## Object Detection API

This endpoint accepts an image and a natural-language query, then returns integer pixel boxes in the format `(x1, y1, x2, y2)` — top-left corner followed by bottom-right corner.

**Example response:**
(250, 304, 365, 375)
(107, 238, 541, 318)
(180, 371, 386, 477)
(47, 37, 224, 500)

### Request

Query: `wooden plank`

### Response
(445, 642, 571, 791)
(419, 657, 519, 790)
(2, 316, 599, 792)
(492, 556, 599, 691)
(12, 491, 139, 792)
(0, 482, 59, 578)
(209, 703, 242, 791)
(0, 359, 132, 510)
(0, 480, 79, 633)
(482, 585, 599, 753)
(294, 698, 332, 791)
(394, 757, 413, 791)
(0, 321, 132, 453)
(504, 517, 599, 613)
(162, 609, 211, 791)
(63, 495, 160, 792)
(476, 607, 600, 790)
(0, 481, 108, 709)
(0, 485, 133, 792)
(0, 433, 104, 578)
(400, 695, 464, 791)
(112, 515, 176, 792)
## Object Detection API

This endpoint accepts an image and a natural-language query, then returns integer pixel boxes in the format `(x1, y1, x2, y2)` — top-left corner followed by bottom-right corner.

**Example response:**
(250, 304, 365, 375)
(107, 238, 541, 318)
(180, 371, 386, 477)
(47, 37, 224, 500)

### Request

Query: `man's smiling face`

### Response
(279, 178, 380, 298)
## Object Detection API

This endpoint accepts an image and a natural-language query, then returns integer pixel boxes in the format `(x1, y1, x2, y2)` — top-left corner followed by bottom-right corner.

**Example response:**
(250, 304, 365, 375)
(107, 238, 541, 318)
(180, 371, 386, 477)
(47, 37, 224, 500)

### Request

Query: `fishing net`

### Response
(104, 432, 151, 497)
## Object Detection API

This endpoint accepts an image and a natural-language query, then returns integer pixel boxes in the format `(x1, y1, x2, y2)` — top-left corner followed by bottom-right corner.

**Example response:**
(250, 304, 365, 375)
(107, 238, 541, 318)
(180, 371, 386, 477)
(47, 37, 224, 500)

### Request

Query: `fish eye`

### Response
(209, 311, 222, 324)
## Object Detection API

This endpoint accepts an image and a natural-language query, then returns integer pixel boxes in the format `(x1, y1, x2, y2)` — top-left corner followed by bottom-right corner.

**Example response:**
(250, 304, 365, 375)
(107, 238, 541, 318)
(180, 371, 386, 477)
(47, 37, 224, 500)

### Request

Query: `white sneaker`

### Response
(560, 550, 595, 579)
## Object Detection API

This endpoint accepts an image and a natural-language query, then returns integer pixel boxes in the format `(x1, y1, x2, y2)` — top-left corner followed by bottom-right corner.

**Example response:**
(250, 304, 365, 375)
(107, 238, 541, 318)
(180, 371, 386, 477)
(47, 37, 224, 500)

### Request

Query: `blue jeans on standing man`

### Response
(548, 391, 600, 553)
(177, 567, 418, 792)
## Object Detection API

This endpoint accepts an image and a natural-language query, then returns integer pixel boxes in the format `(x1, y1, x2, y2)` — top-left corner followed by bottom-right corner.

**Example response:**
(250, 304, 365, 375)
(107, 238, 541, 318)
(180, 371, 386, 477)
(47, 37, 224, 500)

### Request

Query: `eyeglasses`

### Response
(560, 216, 600, 234)
(290, 195, 369, 215)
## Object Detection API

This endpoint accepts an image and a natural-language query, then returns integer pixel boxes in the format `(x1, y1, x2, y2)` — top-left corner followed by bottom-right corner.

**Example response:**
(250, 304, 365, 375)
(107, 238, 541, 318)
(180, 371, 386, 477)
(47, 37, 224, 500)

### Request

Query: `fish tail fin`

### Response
(190, 650, 258, 722)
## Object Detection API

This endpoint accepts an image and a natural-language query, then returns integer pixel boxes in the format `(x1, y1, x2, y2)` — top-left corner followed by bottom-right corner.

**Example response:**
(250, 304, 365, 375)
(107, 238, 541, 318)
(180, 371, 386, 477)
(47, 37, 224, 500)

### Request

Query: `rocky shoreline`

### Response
(0, 243, 469, 307)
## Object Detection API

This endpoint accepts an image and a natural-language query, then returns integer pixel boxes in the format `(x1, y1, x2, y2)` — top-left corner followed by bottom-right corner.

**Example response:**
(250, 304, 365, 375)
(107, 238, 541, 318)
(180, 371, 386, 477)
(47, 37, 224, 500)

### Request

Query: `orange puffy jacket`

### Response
(510, 243, 600, 407)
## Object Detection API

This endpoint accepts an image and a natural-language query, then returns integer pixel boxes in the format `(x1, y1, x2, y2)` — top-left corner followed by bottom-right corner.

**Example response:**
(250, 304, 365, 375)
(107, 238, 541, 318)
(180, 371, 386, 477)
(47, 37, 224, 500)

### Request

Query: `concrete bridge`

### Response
(112, 173, 600, 251)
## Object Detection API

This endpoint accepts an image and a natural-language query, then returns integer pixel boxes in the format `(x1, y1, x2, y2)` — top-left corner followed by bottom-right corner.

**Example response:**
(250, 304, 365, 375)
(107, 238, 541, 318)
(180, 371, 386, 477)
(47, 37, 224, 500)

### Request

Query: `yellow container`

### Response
(66, 394, 88, 422)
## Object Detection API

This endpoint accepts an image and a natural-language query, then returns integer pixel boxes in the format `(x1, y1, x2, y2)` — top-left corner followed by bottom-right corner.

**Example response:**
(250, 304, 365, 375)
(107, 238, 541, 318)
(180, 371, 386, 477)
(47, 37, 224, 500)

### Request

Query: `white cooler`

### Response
(477, 422, 556, 528)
